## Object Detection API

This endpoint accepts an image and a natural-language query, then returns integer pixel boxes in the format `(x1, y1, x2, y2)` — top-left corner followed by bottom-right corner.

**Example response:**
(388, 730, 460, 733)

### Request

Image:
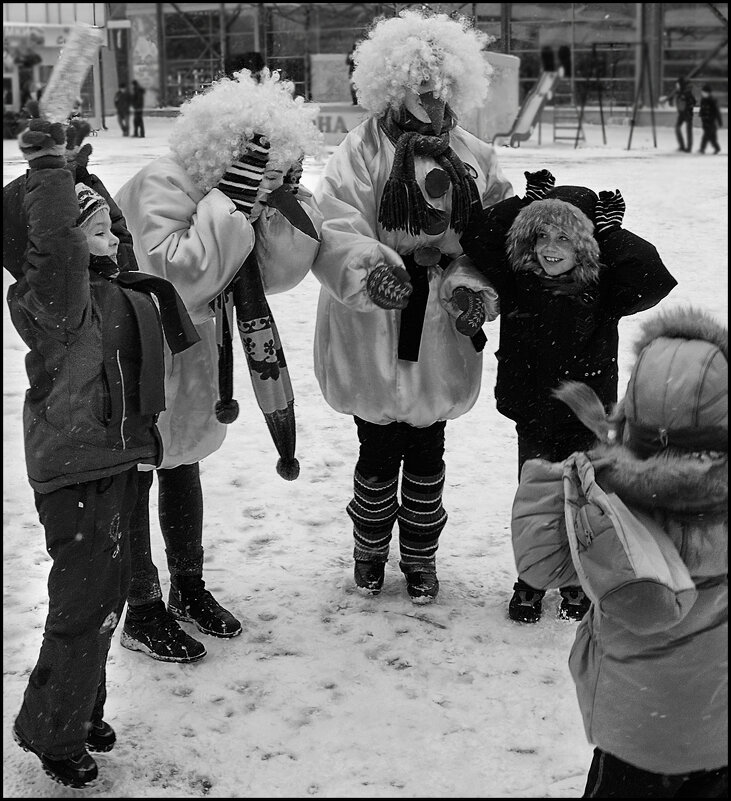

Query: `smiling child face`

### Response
(534, 223, 576, 277)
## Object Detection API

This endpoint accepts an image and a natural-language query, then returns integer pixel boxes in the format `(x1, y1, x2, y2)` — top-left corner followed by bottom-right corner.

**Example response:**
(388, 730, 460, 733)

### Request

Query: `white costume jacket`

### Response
(116, 154, 323, 467)
(311, 117, 513, 427)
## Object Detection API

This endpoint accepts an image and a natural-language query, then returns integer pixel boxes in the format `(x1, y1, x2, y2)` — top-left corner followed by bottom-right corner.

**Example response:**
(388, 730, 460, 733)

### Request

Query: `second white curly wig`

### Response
(352, 9, 494, 119)
(169, 69, 323, 192)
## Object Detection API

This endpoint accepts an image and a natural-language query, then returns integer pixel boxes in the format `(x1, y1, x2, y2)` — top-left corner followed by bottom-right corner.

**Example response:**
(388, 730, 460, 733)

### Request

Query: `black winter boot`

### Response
(559, 586, 591, 621)
(168, 576, 242, 638)
(508, 579, 546, 623)
(400, 565, 439, 603)
(121, 599, 207, 663)
(14, 724, 98, 788)
(86, 720, 116, 753)
(354, 560, 386, 595)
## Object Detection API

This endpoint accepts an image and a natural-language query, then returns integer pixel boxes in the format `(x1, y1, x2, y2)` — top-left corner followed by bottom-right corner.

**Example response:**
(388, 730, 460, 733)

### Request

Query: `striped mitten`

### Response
(217, 134, 270, 217)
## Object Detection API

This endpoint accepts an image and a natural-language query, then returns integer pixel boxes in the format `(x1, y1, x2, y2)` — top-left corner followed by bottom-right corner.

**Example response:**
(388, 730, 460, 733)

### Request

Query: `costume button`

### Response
(413, 246, 442, 267)
(425, 168, 450, 198)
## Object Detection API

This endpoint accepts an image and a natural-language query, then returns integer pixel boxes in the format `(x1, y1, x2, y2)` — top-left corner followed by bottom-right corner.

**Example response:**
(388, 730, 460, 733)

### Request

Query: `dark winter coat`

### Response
(460, 194, 677, 448)
(3, 164, 139, 281)
(131, 82, 146, 111)
(114, 88, 131, 115)
(672, 84, 696, 120)
(699, 95, 723, 130)
(7, 166, 174, 492)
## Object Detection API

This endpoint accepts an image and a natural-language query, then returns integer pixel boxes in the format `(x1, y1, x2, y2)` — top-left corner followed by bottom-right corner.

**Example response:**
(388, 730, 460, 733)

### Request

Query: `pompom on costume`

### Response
(310, 9, 514, 600)
(511, 305, 727, 790)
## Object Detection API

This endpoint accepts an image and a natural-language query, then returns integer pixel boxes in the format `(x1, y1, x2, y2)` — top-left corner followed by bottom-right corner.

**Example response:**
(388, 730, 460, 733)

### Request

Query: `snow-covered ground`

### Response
(2, 115, 727, 799)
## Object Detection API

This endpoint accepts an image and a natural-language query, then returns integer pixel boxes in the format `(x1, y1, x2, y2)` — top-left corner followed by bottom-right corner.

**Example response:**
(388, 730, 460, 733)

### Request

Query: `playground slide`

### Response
(493, 71, 560, 147)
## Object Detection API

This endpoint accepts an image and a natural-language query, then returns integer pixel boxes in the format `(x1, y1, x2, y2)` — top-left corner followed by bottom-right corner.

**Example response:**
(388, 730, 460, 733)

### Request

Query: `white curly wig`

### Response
(352, 9, 494, 119)
(169, 68, 323, 192)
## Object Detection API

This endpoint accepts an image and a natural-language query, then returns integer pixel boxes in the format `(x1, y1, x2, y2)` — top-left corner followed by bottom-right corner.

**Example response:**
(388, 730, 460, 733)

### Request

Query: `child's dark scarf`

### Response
(377, 107, 479, 235)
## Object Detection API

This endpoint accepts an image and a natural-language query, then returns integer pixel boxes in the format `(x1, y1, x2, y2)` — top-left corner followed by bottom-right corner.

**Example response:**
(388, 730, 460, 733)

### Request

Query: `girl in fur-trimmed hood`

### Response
(459, 173, 678, 623)
(512, 305, 728, 796)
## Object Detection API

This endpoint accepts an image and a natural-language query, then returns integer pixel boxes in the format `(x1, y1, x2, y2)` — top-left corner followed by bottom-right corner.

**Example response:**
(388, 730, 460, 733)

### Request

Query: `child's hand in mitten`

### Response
(18, 119, 67, 168)
(595, 189, 625, 235)
(366, 263, 413, 309)
(523, 169, 556, 203)
(217, 134, 270, 218)
(451, 286, 486, 337)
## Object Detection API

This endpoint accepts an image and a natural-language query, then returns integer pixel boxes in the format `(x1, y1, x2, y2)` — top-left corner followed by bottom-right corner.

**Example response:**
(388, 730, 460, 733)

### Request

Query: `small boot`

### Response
(121, 599, 207, 663)
(354, 560, 386, 595)
(168, 575, 242, 638)
(559, 586, 591, 621)
(400, 565, 439, 603)
(508, 579, 546, 623)
(14, 724, 98, 789)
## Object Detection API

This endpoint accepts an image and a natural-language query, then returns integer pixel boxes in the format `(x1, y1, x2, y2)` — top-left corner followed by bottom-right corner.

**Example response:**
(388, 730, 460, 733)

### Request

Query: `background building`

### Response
(3, 3, 728, 131)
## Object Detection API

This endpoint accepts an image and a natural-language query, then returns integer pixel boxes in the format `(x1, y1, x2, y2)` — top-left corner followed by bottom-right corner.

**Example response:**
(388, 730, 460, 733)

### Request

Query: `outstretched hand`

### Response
(18, 119, 67, 165)
(524, 169, 556, 203)
(595, 189, 625, 235)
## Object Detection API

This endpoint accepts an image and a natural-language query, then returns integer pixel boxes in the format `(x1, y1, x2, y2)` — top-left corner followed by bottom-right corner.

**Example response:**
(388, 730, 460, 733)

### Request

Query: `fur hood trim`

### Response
(632, 304, 728, 360)
(506, 198, 601, 287)
(589, 442, 728, 516)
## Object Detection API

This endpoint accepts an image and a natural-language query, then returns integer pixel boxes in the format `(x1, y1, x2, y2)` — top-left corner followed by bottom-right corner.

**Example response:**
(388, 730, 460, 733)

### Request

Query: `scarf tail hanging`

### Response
(229, 252, 300, 481)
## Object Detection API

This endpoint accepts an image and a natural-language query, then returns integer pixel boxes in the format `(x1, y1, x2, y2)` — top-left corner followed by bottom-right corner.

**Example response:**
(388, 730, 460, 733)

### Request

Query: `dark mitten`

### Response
(282, 155, 304, 195)
(217, 134, 270, 217)
(66, 117, 93, 174)
(366, 264, 413, 310)
(18, 119, 66, 168)
(595, 189, 625, 235)
(524, 169, 556, 203)
(452, 286, 486, 337)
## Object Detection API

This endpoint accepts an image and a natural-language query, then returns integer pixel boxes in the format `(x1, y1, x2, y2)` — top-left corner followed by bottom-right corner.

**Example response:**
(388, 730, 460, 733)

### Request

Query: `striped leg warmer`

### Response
(347, 470, 399, 562)
(397, 467, 448, 571)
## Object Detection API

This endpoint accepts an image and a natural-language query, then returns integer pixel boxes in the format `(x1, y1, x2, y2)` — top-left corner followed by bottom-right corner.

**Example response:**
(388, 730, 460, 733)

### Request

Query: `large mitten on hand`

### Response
(451, 286, 486, 337)
(217, 134, 270, 218)
(366, 263, 413, 309)
(18, 119, 66, 167)
(524, 169, 556, 203)
(595, 189, 625, 235)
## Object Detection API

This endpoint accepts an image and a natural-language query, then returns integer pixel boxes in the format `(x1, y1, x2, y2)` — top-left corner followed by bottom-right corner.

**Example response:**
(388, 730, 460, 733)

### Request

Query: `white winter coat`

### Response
(311, 117, 513, 427)
(116, 154, 323, 467)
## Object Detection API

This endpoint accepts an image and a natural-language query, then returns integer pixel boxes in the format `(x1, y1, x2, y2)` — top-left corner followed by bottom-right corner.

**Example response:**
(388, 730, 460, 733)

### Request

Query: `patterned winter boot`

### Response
(558, 585, 591, 621)
(508, 578, 546, 623)
(347, 470, 400, 595)
(397, 467, 448, 603)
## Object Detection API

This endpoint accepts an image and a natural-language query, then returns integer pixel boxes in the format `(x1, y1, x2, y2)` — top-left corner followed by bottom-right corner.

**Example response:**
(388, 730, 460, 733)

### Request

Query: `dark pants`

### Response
(583, 748, 728, 798)
(699, 125, 720, 153)
(132, 110, 144, 137)
(127, 463, 205, 607)
(117, 112, 129, 136)
(516, 428, 596, 480)
(15, 470, 138, 758)
(675, 114, 693, 152)
(349, 418, 448, 567)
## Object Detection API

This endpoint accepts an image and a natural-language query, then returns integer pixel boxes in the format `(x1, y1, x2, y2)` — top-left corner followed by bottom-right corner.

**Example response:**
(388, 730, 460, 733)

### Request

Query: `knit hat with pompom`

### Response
(75, 182, 109, 228)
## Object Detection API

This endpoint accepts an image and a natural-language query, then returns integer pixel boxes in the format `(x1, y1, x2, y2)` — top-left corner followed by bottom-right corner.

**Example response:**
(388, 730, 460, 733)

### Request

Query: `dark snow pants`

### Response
(348, 417, 447, 569)
(675, 113, 693, 152)
(14, 469, 138, 758)
(127, 462, 205, 606)
(583, 748, 728, 798)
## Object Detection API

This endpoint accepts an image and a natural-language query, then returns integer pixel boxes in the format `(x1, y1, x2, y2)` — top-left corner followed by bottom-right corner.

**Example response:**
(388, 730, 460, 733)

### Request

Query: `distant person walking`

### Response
(666, 77, 696, 153)
(698, 83, 722, 154)
(114, 83, 131, 137)
(131, 80, 146, 138)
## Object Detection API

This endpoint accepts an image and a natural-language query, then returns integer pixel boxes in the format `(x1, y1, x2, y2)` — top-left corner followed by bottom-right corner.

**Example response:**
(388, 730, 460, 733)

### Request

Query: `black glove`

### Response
(523, 169, 555, 203)
(595, 189, 625, 235)
(451, 286, 486, 337)
(282, 155, 304, 196)
(217, 134, 270, 218)
(18, 119, 66, 168)
(65, 119, 93, 174)
(366, 264, 413, 310)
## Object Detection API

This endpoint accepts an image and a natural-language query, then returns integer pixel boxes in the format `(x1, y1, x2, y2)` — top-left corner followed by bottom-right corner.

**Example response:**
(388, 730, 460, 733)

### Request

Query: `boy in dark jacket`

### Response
(668, 76, 696, 153)
(698, 83, 723, 154)
(459, 170, 677, 623)
(7, 119, 198, 789)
